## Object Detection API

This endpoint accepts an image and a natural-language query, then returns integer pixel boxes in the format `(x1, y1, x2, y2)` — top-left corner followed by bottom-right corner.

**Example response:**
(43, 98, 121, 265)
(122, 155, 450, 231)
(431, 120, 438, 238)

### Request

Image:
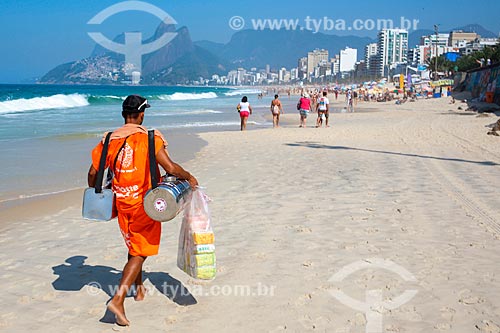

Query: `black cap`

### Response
(122, 95, 150, 113)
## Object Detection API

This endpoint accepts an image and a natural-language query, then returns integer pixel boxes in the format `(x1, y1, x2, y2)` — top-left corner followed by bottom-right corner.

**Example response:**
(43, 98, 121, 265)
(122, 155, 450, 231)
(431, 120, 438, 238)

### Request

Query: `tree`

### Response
(455, 41, 500, 72)
(426, 55, 454, 73)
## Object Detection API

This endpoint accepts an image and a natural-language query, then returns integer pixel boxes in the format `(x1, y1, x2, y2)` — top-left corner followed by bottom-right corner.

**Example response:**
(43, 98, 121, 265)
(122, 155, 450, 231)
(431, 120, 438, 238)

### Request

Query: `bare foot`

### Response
(107, 300, 130, 326)
(134, 285, 146, 301)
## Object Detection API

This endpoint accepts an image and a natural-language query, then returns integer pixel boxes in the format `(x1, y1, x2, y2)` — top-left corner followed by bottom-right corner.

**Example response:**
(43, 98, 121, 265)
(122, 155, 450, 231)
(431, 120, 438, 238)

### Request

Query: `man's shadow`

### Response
(52, 256, 197, 323)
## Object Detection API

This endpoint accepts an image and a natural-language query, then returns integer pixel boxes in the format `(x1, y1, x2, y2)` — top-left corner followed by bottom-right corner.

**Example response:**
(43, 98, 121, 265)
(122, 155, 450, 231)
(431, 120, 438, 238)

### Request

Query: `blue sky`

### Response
(1, 0, 499, 83)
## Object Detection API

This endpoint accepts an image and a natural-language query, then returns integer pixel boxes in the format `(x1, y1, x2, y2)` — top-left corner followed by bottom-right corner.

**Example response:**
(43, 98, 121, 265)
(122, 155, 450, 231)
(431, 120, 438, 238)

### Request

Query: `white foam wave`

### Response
(0, 94, 90, 114)
(158, 92, 218, 101)
(153, 109, 223, 116)
(224, 89, 262, 96)
(0, 187, 83, 204)
(187, 109, 223, 115)
(101, 95, 124, 100)
(162, 120, 261, 129)
(159, 121, 241, 129)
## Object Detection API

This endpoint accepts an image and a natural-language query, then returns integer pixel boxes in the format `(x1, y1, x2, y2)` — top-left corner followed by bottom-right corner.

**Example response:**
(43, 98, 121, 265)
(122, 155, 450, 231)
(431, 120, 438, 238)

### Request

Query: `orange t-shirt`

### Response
(91, 124, 167, 256)
(91, 124, 167, 209)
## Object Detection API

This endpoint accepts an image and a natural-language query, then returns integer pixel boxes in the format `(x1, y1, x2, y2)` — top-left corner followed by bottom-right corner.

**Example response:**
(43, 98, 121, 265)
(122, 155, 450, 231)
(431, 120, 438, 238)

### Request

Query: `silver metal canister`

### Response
(143, 177, 191, 222)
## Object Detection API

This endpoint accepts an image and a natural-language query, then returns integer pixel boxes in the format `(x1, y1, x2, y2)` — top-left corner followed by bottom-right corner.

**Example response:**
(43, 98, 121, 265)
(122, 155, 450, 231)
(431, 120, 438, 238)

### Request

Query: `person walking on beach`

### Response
(298, 93, 311, 128)
(237, 96, 252, 131)
(87, 95, 198, 327)
(316, 91, 330, 128)
(346, 89, 354, 113)
(270, 94, 283, 128)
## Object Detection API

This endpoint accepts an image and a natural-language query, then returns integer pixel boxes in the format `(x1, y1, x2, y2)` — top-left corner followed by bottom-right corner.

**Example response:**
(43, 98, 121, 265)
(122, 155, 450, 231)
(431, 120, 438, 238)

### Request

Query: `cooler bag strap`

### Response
(148, 130, 159, 189)
(105, 136, 129, 186)
(95, 132, 112, 194)
(112, 137, 129, 172)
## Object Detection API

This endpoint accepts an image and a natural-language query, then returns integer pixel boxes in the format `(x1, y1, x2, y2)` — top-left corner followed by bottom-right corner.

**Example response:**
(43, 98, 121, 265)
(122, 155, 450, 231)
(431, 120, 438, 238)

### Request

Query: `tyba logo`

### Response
(328, 258, 418, 333)
(87, 1, 178, 77)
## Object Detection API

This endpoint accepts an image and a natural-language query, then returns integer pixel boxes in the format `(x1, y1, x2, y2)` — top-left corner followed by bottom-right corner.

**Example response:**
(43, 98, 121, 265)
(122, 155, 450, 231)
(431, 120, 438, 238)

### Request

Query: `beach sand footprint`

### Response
(285, 225, 313, 234)
(475, 319, 500, 333)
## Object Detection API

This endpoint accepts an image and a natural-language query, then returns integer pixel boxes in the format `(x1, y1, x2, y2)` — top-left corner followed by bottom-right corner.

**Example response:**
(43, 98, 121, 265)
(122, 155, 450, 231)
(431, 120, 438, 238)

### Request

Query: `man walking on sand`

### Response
(87, 95, 198, 327)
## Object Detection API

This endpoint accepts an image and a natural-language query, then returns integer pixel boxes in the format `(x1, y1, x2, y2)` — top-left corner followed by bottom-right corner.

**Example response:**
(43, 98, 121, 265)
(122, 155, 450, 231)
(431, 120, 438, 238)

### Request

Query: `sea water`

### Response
(0, 84, 265, 203)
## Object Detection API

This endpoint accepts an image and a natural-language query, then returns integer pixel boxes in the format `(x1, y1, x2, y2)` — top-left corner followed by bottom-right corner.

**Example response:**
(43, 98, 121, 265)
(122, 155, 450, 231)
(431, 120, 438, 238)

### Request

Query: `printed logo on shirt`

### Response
(118, 143, 134, 169)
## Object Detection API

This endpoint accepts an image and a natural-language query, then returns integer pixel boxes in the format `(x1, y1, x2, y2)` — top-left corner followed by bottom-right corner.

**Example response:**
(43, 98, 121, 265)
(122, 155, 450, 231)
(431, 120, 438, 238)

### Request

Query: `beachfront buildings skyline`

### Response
(196, 27, 498, 86)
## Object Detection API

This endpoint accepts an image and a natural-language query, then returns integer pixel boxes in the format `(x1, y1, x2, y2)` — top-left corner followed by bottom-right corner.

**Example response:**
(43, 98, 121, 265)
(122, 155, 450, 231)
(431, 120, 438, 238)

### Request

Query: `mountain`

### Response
(40, 24, 227, 84)
(195, 29, 375, 70)
(452, 24, 497, 38)
(146, 46, 227, 85)
(193, 40, 225, 56)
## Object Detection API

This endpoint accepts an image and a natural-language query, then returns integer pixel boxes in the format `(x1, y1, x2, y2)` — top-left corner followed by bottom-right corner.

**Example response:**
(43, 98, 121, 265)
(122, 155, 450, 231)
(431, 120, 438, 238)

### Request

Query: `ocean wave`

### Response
(87, 95, 125, 104)
(156, 121, 241, 129)
(224, 89, 261, 96)
(153, 109, 224, 116)
(0, 93, 90, 114)
(161, 120, 261, 129)
(157, 92, 218, 101)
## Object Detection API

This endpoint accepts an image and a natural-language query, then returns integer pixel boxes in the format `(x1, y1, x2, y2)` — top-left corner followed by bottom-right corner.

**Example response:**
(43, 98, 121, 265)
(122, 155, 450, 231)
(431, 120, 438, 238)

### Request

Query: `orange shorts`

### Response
(117, 204, 161, 257)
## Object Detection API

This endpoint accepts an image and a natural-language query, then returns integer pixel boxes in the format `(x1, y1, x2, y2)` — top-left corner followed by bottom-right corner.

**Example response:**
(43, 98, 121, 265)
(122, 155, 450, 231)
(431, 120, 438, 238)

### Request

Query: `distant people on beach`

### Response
(297, 93, 311, 128)
(316, 91, 330, 128)
(270, 94, 283, 128)
(237, 96, 252, 131)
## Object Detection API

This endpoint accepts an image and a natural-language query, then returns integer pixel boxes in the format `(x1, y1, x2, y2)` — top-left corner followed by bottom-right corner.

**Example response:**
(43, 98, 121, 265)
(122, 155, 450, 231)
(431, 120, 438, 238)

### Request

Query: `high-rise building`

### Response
(339, 47, 358, 73)
(420, 33, 450, 47)
(365, 43, 379, 78)
(365, 43, 378, 68)
(448, 31, 480, 48)
(376, 29, 409, 77)
(331, 55, 340, 76)
(279, 67, 290, 82)
(297, 57, 308, 80)
(307, 49, 329, 79)
(131, 71, 141, 85)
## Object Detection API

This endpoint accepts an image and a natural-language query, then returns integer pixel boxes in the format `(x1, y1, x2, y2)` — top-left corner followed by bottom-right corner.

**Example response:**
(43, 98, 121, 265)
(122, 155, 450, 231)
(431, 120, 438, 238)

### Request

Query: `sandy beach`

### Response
(1, 95, 499, 332)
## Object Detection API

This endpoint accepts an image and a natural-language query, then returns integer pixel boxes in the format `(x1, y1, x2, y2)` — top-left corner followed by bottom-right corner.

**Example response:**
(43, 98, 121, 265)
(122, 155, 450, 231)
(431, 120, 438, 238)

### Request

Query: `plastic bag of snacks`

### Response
(177, 188, 216, 280)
